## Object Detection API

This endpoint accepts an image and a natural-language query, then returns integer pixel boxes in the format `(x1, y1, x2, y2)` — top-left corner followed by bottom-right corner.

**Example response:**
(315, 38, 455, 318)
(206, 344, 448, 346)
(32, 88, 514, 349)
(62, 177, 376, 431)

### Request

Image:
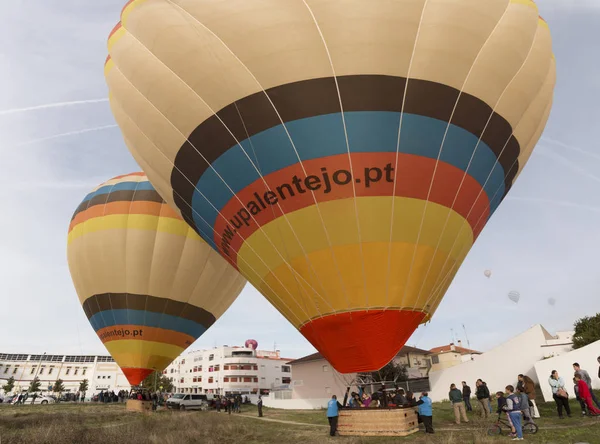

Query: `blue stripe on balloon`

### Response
(191, 111, 506, 235)
(81, 180, 155, 203)
(89, 309, 207, 338)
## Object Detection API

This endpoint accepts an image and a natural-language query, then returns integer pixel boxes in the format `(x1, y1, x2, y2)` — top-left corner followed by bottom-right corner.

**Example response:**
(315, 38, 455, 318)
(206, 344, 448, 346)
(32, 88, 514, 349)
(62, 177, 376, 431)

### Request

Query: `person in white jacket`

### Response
(548, 370, 572, 419)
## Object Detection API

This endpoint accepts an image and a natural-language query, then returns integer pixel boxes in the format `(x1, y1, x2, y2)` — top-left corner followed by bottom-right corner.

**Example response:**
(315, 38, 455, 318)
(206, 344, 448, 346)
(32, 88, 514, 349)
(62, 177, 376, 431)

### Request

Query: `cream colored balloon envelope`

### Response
(105, 0, 555, 373)
(67, 173, 246, 385)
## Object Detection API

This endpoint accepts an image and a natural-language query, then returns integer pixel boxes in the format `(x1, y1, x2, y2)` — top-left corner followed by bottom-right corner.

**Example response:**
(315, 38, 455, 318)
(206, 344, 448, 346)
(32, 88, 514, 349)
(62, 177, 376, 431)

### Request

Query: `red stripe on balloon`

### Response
(213, 153, 489, 266)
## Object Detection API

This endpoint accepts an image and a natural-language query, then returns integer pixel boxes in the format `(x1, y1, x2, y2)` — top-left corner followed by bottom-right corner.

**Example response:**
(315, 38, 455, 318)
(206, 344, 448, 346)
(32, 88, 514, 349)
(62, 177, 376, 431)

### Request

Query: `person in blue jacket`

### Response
(327, 395, 343, 437)
(417, 392, 434, 434)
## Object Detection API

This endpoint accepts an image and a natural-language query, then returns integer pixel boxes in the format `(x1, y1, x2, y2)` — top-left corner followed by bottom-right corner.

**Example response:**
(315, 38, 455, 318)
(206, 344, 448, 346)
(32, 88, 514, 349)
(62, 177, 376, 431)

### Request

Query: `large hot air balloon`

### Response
(105, 0, 555, 373)
(67, 173, 246, 385)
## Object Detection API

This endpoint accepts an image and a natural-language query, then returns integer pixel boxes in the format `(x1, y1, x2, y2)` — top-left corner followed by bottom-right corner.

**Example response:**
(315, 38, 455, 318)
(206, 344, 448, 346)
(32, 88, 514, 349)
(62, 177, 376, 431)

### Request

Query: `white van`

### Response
(166, 393, 211, 411)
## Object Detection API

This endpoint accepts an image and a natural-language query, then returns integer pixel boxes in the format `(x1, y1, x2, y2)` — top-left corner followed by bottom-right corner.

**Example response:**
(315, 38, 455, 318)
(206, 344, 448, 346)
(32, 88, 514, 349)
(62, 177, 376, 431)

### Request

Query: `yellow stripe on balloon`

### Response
(236, 197, 473, 284)
(67, 214, 195, 244)
(509, 0, 538, 10)
(256, 241, 467, 328)
(105, 339, 183, 370)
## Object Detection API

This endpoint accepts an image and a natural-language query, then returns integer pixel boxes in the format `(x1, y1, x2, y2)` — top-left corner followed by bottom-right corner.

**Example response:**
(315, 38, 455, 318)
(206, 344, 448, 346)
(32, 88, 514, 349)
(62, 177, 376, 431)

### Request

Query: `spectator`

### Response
(449, 384, 469, 425)
(573, 363, 600, 408)
(575, 374, 600, 415)
(515, 387, 533, 423)
(393, 389, 407, 407)
(574, 376, 588, 416)
(462, 381, 472, 412)
(517, 374, 539, 418)
(326, 395, 343, 437)
(503, 385, 523, 441)
(549, 370, 571, 419)
(475, 379, 490, 419)
(257, 396, 263, 417)
(406, 391, 418, 407)
(416, 392, 434, 434)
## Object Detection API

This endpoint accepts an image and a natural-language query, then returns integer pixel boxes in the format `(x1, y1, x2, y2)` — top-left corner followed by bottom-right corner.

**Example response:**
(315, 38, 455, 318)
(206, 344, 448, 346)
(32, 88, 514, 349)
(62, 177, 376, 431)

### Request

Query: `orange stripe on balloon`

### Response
(108, 22, 122, 40)
(300, 309, 426, 373)
(214, 153, 489, 263)
(69, 201, 180, 232)
(122, 367, 153, 386)
(96, 325, 196, 349)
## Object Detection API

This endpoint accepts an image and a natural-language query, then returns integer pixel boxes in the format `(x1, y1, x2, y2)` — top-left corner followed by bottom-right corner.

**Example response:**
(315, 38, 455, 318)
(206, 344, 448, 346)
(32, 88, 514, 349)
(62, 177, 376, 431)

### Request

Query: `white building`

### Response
(163, 345, 292, 396)
(427, 325, 574, 402)
(0, 353, 130, 397)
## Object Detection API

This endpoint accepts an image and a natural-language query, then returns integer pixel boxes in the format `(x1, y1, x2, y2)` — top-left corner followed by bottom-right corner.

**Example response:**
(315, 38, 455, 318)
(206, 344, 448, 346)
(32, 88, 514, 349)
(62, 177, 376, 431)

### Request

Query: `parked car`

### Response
(22, 395, 56, 405)
(166, 394, 212, 411)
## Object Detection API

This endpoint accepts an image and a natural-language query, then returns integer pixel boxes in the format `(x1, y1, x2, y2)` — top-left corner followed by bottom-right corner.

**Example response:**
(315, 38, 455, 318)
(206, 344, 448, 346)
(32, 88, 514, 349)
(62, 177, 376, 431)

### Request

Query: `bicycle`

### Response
(487, 413, 538, 436)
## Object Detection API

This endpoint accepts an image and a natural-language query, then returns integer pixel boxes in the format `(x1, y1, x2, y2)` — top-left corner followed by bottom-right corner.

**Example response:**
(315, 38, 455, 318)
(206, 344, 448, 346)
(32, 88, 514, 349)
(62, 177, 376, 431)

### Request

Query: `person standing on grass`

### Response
(573, 362, 600, 408)
(574, 376, 589, 416)
(327, 395, 343, 437)
(503, 385, 523, 441)
(462, 381, 473, 412)
(449, 384, 469, 425)
(257, 396, 263, 417)
(416, 392, 434, 434)
(549, 370, 572, 419)
(575, 374, 600, 415)
(518, 374, 540, 418)
(475, 379, 490, 419)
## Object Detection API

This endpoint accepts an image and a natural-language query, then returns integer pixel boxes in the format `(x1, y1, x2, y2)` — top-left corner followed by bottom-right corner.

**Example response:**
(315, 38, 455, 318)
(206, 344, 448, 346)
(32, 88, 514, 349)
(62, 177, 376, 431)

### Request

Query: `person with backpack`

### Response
(503, 385, 523, 441)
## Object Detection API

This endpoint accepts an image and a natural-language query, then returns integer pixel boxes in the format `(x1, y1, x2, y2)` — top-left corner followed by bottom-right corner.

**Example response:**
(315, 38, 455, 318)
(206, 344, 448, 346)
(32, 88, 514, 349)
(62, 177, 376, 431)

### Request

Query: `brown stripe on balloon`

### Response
(171, 75, 520, 224)
(82, 293, 216, 327)
(71, 189, 165, 221)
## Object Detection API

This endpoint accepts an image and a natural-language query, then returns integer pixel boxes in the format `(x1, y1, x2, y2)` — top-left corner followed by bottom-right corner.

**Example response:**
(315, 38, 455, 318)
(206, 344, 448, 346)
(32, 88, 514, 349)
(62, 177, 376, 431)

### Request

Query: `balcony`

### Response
(223, 358, 259, 365)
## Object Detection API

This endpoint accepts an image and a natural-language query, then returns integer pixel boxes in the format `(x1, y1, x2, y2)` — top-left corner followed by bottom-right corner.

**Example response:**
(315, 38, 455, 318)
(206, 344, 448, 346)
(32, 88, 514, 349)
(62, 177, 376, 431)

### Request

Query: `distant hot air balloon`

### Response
(105, 0, 555, 373)
(245, 339, 259, 350)
(548, 298, 556, 306)
(484, 270, 492, 279)
(508, 291, 521, 304)
(67, 173, 246, 385)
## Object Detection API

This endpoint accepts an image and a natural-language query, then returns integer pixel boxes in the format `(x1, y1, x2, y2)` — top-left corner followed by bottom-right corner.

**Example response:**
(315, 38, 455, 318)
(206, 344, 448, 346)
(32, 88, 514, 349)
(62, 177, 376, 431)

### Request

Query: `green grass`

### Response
(0, 398, 599, 443)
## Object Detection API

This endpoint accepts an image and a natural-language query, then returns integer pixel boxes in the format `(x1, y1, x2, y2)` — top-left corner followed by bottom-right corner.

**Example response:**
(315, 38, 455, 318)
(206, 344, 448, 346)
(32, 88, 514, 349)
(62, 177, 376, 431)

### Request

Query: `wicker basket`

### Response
(337, 407, 419, 437)
(126, 399, 153, 413)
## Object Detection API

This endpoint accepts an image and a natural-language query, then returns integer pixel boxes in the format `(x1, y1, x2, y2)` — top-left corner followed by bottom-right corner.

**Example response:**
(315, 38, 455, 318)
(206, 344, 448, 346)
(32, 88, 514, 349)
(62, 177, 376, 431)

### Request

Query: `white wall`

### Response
(263, 396, 329, 409)
(534, 340, 600, 402)
(428, 325, 571, 402)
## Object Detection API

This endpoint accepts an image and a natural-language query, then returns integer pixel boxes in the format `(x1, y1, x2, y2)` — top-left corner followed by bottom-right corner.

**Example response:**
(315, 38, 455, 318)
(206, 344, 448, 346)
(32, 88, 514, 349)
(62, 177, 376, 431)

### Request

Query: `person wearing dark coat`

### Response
(462, 381, 472, 412)
(257, 396, 263, 417)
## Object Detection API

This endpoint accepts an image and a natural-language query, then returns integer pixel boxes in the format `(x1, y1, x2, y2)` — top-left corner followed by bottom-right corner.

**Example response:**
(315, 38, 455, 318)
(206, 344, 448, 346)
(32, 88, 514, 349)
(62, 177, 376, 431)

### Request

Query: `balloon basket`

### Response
(337, 407, 419, 437)
(126, 399, 154, 413)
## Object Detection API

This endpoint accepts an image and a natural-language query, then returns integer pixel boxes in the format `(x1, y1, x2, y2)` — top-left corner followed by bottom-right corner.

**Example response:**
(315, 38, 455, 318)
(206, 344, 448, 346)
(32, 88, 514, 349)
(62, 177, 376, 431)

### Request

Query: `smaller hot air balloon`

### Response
(484, 270, 492, 279)
(548, 298, 556, 306)
(508, 291, 521, 304)
(245, 339, 258, 350)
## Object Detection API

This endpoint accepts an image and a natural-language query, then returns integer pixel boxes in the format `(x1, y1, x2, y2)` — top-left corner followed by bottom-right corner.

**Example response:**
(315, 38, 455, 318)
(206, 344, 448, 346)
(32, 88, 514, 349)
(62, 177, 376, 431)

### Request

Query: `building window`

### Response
(253, 377, 258, 383)
(66, 368, 71, 375)
(230, 377, 237, 382)
(107, 376, 111, 379)
(209, 366, 213, 372)
(322, 365, 329, 372)
(39, 368, 44, 375)
(208, 377, 214, 383)
(230, 365, 238, 370)
(48, 367, 53, 375)
(282, 365, 291, 373)
(12, 367, 18, 374)
(82, 368, 87, 375)
(209, 355, 214, 361)
(431, 356, 440, 365)
(282, 377, 291, 384)
(74, 368, 79, 375)
(97, 376, 101, 379)
(243, 377, 252, 383)
(214, 365, 220, 371)
(224, 365, 229, 370)
(4, 367, 9, 374)
(30, 368, 35, 375)
(224, 377, 229, 382)
(181, 359, 185, 365)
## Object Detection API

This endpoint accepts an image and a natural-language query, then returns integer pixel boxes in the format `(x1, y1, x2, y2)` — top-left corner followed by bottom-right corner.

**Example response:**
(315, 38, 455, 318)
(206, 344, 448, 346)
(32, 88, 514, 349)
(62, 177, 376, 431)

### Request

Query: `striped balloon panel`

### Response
(105, 0, 555, 373)
(67, 173, 246, 384)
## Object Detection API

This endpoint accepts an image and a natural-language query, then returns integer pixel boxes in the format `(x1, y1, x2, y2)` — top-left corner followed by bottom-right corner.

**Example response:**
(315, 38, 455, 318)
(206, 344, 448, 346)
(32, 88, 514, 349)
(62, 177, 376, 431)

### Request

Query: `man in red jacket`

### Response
(575, 374, 600, 415)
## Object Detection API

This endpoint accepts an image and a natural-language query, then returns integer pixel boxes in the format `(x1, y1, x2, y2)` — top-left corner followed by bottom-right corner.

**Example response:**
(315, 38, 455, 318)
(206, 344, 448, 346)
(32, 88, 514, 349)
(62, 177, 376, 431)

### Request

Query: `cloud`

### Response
(14, 124, 118, 147)
(0, 98, 109, 116)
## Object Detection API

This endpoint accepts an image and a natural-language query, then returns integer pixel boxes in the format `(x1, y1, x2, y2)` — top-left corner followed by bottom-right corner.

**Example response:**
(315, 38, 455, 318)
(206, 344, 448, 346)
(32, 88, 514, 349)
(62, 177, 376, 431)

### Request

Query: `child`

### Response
(574, 377, 588, 416)
(416, 392, 434, 434)
(503, 385, 523, 441)
(496, 392, 516, 436)
(575, 374, 600, 415)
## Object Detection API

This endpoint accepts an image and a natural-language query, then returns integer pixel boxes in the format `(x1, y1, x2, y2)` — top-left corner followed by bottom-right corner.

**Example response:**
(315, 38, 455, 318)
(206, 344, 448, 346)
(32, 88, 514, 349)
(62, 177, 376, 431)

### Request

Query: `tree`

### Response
(141, 371, 173, 392)
(79, 379, 89, 393)
(370, 361, 409, 384)
(2, 376, 15, 394)
(28, 377, 41, 393)
(52, 379, 65, 396)
(573, 313, 600, 349)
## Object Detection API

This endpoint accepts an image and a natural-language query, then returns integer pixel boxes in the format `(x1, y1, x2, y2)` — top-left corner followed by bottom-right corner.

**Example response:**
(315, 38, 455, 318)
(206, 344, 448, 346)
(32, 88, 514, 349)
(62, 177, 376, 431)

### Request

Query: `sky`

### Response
(0, 0, 598, 361)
